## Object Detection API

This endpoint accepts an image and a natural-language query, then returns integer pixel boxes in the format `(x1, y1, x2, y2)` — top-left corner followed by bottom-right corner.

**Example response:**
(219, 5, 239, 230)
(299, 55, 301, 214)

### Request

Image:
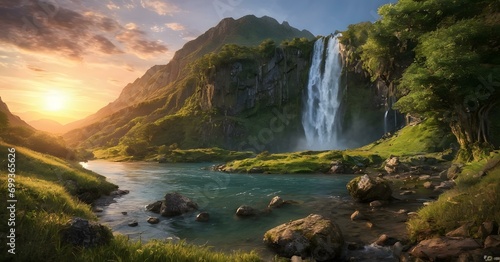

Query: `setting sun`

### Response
(44, 91, 66, 112)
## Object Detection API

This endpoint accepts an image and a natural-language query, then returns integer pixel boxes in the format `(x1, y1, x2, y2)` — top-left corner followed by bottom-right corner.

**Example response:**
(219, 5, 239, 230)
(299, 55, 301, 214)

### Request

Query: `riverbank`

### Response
(0, 143, 260, 262)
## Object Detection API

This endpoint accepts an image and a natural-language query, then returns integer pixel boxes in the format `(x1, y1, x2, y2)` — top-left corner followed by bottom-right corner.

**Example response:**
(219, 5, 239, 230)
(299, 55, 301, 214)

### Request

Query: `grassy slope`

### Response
(407, 151, 500, 242)
(0, 142, 260, 261)
(224, 118, 455, 174)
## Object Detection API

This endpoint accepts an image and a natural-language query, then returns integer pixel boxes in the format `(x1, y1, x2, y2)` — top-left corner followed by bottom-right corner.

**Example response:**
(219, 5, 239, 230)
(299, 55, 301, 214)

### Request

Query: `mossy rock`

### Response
(346, 175, 393, 202)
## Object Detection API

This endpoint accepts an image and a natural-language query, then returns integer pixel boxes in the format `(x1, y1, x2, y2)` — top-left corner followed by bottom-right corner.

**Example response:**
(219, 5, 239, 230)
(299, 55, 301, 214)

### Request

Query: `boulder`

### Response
(146, 201, 163, 213)
(477, 221, 499, 239)
(128, 220, 138, 227)
(484, 235, 500, 249)
(268, 196, 285, 208)
(384, 156, 400, 174)
(410, 237, 481, 261)
(160, 192, 198, 217)
(147, 217, 160, 224)
(196, 212, 210, 222)
(423, 181, 433, 189)
(236, 205, 257, 217)
(61, 217, 112, 247)
(446, 224, 471, 238)
(263, 214, 344, 261)
(373, 234, 398, 246)
(347, 175, 393, 202)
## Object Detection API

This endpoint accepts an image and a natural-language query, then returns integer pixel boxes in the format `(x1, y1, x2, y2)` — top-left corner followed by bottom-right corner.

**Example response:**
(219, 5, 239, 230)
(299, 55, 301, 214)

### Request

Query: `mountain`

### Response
(64, 15, 314, 132)
(28, 119, 65, 134)
(63, 15, 315, 154)
(0, 97, 34, 130)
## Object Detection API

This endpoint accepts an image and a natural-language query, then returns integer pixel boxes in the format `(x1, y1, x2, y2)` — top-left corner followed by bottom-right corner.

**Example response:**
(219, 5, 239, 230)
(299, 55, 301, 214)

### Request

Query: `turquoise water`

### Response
(83, 160, 356, 255)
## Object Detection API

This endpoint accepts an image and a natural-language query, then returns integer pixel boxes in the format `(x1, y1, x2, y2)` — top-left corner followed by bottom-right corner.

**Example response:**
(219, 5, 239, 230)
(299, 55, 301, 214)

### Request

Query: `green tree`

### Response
(361, 0, 500, 160)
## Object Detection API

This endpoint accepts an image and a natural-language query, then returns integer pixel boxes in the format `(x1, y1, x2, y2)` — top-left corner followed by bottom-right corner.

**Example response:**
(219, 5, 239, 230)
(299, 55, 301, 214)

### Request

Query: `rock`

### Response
(110, 189, 129, 196)
(346, 175, 393, 202)
(121, 211, 128, 215)
(484, 235, 500, 248)
(366, 222, 374, 229)
(477, 221, 499, 239)
(268, 196, 285, 208)
(374, 234, 398, 246)
(384, 156, 400, 174)
(350, 210, 367, 221)
(423, 181, 433, 189)
(236, 205, 257, 217)
(146, 201, 163, 213)
(128, 220, 138, 227)
(160, 192, 198, 217)
(434, 180, 455, 191)
(93, 207, 104, 213)
(447, 164, 462, 180)
(249, 167, 264, 173)
(410, 237, 481, 261)
(446, 224, 471, 238)
(147, 217, 160, 224)
(291, 255, 303, 262)
(400, 190, 416, 196)
(369, 200, 383, 207)
(419, 175, 431, 180)
(196, 212, 210, 222)
(61, 217, 112, 248)
(392, 241, 403, 258)
(263, 214, 344, 261)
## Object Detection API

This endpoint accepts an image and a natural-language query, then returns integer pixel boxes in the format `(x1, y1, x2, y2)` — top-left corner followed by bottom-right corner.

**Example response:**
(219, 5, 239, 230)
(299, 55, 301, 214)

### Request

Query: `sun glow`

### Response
(44, 90, 66, 112)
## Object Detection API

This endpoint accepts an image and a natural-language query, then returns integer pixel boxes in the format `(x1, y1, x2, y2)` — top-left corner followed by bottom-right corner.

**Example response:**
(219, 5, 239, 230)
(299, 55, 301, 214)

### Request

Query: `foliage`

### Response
(407, 151, 500, 242)
(352, 0, 500, 160)
(1, 126, 76, 159)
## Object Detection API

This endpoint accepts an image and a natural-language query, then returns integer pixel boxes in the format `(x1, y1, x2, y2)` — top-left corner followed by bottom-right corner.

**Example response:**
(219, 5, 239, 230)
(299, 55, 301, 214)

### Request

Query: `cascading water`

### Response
(302, 34, 344, 150)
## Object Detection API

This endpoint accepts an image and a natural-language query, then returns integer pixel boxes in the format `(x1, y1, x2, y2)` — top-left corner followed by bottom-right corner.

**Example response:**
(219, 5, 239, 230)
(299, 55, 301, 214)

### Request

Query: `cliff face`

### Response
(63, 16, 314, 153)
(198, 47, 308, 115)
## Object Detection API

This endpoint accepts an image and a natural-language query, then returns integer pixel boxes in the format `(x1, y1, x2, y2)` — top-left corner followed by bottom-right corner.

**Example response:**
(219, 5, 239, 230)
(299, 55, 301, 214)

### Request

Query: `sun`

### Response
(44, 91, 66, 112)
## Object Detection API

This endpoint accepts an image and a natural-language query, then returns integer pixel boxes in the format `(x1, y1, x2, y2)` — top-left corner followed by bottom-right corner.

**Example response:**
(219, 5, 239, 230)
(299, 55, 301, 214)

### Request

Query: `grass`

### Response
(406, 151, 500, 242)
(159, 147, 255, 163)
(360, 118, 456, 157)
(224, 119, 453, 174)
(0, 142, 261, 261)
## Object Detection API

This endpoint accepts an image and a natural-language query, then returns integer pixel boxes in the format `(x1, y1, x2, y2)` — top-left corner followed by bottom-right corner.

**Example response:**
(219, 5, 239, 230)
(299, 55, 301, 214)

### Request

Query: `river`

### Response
(82, 160, 358, 254)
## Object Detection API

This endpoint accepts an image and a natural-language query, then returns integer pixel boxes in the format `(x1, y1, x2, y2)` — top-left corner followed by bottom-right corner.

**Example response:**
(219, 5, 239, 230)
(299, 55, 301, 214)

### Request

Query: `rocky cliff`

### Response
(63, 16, 315, 154)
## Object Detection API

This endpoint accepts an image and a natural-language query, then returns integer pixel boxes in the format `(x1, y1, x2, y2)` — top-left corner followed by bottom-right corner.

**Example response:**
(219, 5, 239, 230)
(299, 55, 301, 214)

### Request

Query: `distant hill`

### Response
(64, 15, 315, 153)
(0, 97, 34, 130)
(28, 119, 65, 134)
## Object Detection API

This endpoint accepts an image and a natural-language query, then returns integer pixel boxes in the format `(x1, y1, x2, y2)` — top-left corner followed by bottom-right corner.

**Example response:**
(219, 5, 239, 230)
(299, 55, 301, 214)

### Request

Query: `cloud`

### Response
(0, 1, 168, 60)
(165, 22, 185, 31)
(106, 2, 120, 10)
(116, 28, 168, 58)
(140, 0, 180, 16)
(27, 65, 46, 72)
(151, 25, 165, 33)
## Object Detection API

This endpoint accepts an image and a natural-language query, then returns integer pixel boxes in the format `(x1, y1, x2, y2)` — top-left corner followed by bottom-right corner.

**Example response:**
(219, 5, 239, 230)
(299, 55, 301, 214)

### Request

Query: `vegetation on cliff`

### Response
(341, 0, 500, 161)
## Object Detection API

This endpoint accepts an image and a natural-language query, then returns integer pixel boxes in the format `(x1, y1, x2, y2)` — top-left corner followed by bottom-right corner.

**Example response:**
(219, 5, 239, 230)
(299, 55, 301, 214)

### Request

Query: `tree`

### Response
(362, 0, 500, 161)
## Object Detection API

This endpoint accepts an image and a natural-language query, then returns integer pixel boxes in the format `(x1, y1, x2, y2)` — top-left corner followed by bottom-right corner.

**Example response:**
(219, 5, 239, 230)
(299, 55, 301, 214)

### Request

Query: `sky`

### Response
(0, 0, 395, 125)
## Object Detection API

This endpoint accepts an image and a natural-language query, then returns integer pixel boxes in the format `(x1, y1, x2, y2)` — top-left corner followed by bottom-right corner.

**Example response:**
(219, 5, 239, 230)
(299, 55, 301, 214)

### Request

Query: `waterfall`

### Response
(302, 34, 343, 150)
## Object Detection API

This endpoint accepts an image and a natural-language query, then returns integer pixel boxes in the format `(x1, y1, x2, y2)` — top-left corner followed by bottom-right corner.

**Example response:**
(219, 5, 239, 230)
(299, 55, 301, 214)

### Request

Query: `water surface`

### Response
(83, 160, 356, 255)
